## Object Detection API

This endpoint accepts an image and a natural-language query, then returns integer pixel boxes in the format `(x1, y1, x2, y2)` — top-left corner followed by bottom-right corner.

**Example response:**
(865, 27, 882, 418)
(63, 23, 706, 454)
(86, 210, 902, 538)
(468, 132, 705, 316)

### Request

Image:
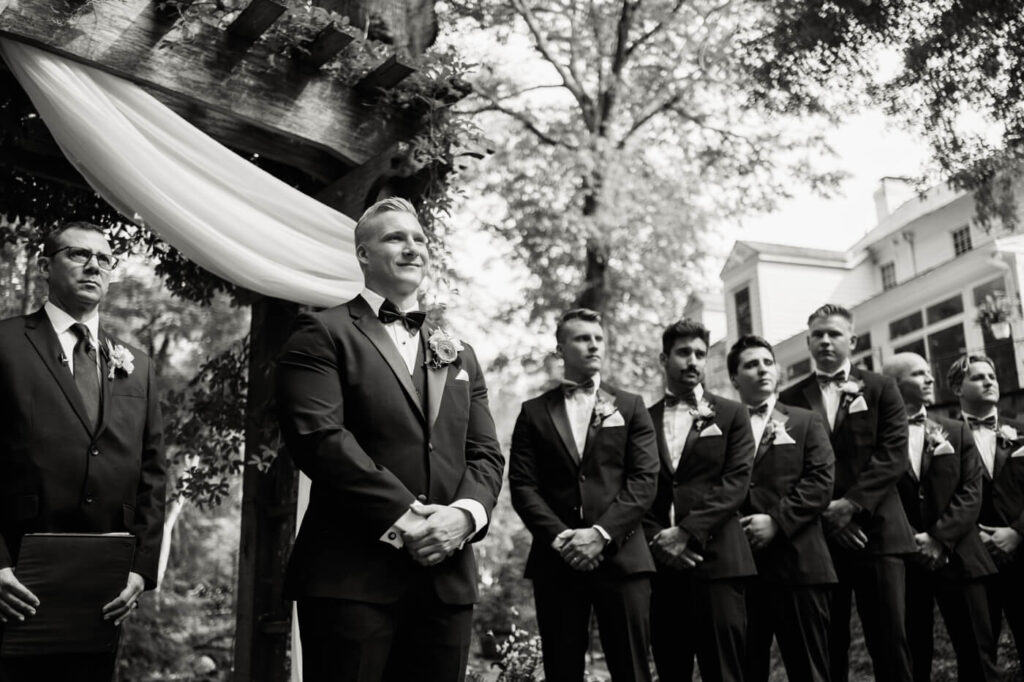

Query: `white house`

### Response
(703, 178, 1024, 405)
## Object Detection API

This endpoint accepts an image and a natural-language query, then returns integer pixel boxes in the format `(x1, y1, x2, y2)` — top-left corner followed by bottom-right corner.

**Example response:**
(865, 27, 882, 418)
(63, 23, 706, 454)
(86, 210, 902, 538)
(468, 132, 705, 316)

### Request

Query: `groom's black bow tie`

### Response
(816, 371, 847, 387)
(561, 377, 596, 397)
(748, 403, 769, 417)
(908, 412, 927, 427)
(664, 393, 696, 409)
(967, 414, 997, 430)
(378, 299, 426, 332)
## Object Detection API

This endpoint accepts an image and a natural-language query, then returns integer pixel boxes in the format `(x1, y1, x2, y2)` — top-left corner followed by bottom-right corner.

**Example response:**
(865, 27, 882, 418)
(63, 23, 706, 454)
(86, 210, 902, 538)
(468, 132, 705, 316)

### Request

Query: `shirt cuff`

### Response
(379, 508, 422, 549)
(593, 525, 611, 544)
(451, 499, 488, 548)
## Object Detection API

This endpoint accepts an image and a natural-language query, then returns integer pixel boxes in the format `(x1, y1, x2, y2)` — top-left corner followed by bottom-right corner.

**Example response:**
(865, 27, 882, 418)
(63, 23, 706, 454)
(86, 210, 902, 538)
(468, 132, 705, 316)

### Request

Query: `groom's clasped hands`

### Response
(399, 500, 474, 567)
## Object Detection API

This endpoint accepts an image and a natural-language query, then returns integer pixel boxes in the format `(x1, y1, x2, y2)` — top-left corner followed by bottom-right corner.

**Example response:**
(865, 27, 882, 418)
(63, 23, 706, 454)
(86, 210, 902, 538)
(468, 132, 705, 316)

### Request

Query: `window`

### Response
(734, 287, 752, 336)
(926, 295, 964, 325)
(927, 323, 966, 403)
(894, 338, 926, 357)
(952, 226, 973, 256)
(855, 331, 872, 353)
(881, 262, 896, 290)
(889, 311, 923, 340)
(787, 358, 811, 381)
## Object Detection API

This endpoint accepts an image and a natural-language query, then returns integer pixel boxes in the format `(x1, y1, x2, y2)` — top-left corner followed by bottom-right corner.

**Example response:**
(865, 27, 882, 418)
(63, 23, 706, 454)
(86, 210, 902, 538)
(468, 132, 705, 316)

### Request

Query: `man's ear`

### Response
(37, 256, 51, 279)
(355, 243, 369, 267)
(658, 352, 667, 368)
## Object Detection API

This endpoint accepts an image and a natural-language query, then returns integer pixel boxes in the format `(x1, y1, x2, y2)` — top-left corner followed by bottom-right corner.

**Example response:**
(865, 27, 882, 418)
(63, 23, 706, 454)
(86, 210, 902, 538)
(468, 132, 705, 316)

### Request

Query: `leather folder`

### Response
(1, 533, 135, 656)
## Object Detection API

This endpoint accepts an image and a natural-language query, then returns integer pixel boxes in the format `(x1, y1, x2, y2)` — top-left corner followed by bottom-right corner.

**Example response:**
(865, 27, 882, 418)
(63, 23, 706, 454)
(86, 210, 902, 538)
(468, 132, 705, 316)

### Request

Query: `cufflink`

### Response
(388, 532, 397, 540)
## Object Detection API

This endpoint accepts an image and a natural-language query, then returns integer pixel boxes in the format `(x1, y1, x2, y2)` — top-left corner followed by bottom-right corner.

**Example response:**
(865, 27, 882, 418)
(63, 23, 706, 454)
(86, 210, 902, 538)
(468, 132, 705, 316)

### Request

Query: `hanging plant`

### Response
(975, 291, 1019, 339)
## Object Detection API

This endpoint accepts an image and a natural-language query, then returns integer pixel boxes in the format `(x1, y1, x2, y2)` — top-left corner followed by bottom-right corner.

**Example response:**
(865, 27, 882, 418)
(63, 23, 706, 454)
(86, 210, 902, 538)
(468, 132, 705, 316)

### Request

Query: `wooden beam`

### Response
(227, 0, 286, 42)
(0, 0, 418, 167)
(299, 23, 358, 71)
(356, 54, 415, 94)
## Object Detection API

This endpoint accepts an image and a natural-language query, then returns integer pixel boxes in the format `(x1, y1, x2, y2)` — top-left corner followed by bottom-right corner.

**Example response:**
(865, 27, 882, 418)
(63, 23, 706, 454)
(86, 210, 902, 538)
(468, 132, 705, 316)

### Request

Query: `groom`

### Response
(275, 197, 504, 682)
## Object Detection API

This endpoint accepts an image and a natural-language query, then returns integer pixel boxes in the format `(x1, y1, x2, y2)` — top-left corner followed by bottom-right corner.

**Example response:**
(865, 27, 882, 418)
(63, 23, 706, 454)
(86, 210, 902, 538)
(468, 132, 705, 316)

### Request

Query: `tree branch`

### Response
(467, 87, 577, 148)
(625, 0, 686, 58)
(510, 0, 591, 118)
(617, 92, 682, 147)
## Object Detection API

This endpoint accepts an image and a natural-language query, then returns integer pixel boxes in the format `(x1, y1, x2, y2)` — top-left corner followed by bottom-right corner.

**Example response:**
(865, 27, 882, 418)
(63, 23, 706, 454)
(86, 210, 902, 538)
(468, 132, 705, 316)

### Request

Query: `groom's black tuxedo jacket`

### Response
(644, 392, 757, 580)
(275, 296, 504, 606)
(0, 309, 166, 586)
(508, 384, 659, 582)
(740, 402, 837, 586)
(780, 367, 915, 555)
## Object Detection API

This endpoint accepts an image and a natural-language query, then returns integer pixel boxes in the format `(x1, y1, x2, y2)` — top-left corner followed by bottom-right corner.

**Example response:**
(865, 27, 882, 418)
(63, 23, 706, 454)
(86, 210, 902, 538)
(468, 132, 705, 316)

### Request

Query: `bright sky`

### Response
(736, 109, 932, 251)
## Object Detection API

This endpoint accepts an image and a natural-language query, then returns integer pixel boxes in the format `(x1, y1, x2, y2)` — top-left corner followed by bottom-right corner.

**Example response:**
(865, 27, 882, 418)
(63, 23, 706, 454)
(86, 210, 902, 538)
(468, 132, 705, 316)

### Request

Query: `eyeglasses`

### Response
(46, 246, 118, 271)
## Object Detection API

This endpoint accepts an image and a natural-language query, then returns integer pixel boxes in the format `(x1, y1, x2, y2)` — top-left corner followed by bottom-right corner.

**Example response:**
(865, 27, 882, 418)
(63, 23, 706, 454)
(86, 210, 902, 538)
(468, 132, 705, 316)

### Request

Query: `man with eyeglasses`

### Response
(0, 221, 166, 681)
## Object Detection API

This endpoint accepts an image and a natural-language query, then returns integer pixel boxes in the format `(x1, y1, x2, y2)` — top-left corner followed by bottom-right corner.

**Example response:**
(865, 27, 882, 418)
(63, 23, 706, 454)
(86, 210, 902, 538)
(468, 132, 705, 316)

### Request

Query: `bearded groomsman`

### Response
(949, 353, 1024, 664)
(276, 198, 504, 682)
(644, 319, 756, 682)
(509, 308, 659, 682)
(779, 304, 914, 682)
(884, 353, 999, 681)
(0, 221, 166, 681)
(728, 335, 835, 682)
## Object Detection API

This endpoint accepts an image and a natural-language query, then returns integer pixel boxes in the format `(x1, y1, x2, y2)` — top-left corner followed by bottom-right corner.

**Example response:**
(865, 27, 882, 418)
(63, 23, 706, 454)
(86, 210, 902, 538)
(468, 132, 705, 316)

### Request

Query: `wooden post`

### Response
(234, 296, 300, 682)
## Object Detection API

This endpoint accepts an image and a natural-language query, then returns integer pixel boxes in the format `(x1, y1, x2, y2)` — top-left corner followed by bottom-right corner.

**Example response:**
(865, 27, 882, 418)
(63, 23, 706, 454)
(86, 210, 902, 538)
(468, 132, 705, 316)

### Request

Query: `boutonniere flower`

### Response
(838, 377, 866, 409)
(762, 418, 784, 447)
(690, 398, 717, 433)
(924, 420, 950, 452)
(998, 424, 1023, 446)
(591, 390, 617, 428)
(425, 328, 463, 370)
(105, 340, 135, 379)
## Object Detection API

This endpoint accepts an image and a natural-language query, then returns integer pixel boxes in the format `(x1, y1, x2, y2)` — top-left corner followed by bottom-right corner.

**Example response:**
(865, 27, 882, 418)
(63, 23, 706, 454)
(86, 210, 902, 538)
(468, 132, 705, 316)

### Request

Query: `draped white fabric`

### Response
(0, 39, 363, 307)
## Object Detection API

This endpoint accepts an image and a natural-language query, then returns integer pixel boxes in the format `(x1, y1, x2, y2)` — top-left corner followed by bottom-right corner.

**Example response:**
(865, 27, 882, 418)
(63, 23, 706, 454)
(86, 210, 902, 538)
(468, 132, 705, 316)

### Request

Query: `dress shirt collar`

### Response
(666, 383, 703, 408)
(813, 359, 852, 382)
(44, 301, 99, 341)
(909, 406, 928, 424)
(360, 287, 418, 316)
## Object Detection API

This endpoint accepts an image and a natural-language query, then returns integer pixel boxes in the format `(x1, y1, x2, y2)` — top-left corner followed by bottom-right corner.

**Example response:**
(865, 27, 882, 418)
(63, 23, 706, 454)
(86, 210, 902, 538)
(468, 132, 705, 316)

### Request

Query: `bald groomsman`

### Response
(779, 304, 914, 682)
(949, 353, 1024, 665)
(729, 335, 835, 682)
(884, 353, 998, 681)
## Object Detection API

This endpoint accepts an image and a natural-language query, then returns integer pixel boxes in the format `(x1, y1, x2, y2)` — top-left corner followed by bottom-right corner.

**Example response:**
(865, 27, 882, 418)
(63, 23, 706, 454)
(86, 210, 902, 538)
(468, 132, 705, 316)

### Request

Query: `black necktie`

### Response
(378, 299, 426, 332)
(908, 412, 927, 426)
(748, 403, 769, 417)
(816, 371, 846, 388)
(967, 414, 997, 430)
(664, 393, 696, 409)
(562, 377, 596, 397)
(71, 323, 100, 427)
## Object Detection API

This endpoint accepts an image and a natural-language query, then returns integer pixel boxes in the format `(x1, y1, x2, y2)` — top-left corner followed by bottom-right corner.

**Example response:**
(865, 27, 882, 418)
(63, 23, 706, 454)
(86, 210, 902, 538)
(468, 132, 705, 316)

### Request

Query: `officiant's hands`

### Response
(402, 502, 473, 567)
(0, 567, 38, 622)
(103, 571, 145, 626)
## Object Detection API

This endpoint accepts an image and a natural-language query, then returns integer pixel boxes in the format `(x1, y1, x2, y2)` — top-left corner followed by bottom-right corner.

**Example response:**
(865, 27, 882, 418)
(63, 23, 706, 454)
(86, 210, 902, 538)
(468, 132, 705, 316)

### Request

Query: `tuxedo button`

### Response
(417, 494, 428, 503)
(579, 474, 586, 482)
(749, 482, 757, 488)
(85, 495, 95, 504)
(90, 447, 99, 457)
(429, 443, 434, 451)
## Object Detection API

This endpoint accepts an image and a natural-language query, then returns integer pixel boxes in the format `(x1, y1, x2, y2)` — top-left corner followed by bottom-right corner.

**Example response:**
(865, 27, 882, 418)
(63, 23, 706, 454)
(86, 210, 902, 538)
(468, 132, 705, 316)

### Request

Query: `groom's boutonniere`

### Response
(591, 390, 619, 428)
(839, 377, 867, 412)
(690, 398, 717, 434)
(924, 420, 954, 455)
(105, 340, 135, 379)
(425, 328, 464, 369)
(998, 423, 1023, 447)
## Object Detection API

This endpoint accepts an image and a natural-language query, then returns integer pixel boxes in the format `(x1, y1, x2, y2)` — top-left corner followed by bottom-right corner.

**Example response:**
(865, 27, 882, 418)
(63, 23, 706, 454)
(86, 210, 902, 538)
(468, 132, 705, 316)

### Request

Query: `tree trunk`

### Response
(574, 182, 610, 313)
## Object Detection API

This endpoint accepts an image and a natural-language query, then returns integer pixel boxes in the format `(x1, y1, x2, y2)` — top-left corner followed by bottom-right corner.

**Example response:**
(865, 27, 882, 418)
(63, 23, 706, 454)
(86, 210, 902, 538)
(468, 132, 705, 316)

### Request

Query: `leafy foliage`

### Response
(746, 0, 1024, 230)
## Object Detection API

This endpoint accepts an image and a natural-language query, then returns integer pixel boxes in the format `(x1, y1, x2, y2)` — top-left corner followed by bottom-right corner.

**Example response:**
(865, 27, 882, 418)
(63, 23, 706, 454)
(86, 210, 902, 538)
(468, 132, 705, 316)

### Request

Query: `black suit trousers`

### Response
(987, 561, 1024, 666)
(745, 581, 830, 682)
(296, 577, 473, 682)
(905, 561, 999, 681)
(651, 572, 746, 682)
(829, 552, 912, 682)
(533, 574, 652, 682)
(0, 652, 116, 682)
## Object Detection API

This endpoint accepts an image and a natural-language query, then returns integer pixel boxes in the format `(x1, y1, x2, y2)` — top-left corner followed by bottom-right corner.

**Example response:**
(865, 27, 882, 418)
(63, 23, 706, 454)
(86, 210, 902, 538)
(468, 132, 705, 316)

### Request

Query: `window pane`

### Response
(926, 295, 964, 325)
(734, 287, 752, 336)
(881, 263, 896, 290)
(788, 358, 811, 381)
(889, 311, 923, 340)
(856, 331, 872, 352)
(894, 338, 926, 357)
(927, 323, 966, 403)
(953, 226, 973, 256)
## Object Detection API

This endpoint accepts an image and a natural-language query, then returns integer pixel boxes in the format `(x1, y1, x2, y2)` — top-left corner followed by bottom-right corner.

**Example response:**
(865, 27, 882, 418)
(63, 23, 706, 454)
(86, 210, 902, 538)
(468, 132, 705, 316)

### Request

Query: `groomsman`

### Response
(644, 319, 756, 682)
(509, 308, 659, 682)
(884, 353, 999, 681)
(779, 304, 914, 682)
(729, 335, 836, 682)
(276, 198, 505, 682)
(949, 353, 1024, 664)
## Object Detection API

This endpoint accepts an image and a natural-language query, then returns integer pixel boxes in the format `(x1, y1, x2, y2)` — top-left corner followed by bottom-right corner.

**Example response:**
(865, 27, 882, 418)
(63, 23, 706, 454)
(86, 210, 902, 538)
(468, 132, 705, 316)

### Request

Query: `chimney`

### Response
(873, 177, 917, 223)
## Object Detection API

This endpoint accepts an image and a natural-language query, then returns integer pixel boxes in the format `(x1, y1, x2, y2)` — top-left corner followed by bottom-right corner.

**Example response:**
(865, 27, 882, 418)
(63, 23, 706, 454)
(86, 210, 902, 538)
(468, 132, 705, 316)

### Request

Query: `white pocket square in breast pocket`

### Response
(773, 430, 796, 445)
(933, 441, 955, 456)
(455, 369, 469, 382)
(601, 411, 626, 428)
(1011, 446, 1024, 459)
(699, 423, 723, 438)
(848, 396, 869, 414)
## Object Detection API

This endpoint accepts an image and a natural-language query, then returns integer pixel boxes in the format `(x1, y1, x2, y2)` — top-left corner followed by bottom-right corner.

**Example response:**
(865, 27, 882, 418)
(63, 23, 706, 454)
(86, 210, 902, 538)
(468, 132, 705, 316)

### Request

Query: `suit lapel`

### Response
(24, 310, 94, 434)
(545, 391, 581, 466)
(94, 331, 114, 441)
(581, 388, 614, 462)
(650, 401, 675, 475)
(994, 438, 1012, 479)
(802, 379, 830, 434)
(350, 298, 425, 422)
(421, 324, 450, 431)
(918, 419, 935, 480)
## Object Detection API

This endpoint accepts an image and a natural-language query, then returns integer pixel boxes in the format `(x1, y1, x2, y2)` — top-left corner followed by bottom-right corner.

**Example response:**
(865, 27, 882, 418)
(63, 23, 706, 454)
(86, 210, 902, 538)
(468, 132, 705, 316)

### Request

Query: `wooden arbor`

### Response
(0, 1, 462, 678)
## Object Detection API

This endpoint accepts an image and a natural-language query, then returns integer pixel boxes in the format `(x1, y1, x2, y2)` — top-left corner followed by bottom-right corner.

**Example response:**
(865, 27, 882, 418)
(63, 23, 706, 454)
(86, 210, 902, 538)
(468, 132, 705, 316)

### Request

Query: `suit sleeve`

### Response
(842, 376, 909, 514)
(275, 313, 416, 536)
(929, 422, 983, 550)
(594, 396, 660, 553)
(131, 360, 167, 589)
(509, 404, 572, 545)
(768, 412, 834, 539)
(678, 406, 754, 548)
(450, 346, 505, 542)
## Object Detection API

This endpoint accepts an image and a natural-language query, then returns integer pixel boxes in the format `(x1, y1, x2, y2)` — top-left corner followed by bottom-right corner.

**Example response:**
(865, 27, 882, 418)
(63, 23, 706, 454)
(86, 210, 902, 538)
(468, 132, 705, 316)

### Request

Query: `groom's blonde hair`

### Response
(354, 197, 419, 246)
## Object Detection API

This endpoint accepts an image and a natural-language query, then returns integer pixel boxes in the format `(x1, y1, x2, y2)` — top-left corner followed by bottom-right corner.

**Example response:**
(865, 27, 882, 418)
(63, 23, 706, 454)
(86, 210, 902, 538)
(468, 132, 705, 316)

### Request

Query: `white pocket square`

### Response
(601, 411, 626, 428)
(848, 396, 868, 414)
(933, 441, 955, 456)
(1012, 446, 1024, 459)
(455, 369, 469, 381)
(699, 423, 723, 438)
(773, 430, 796, 445)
